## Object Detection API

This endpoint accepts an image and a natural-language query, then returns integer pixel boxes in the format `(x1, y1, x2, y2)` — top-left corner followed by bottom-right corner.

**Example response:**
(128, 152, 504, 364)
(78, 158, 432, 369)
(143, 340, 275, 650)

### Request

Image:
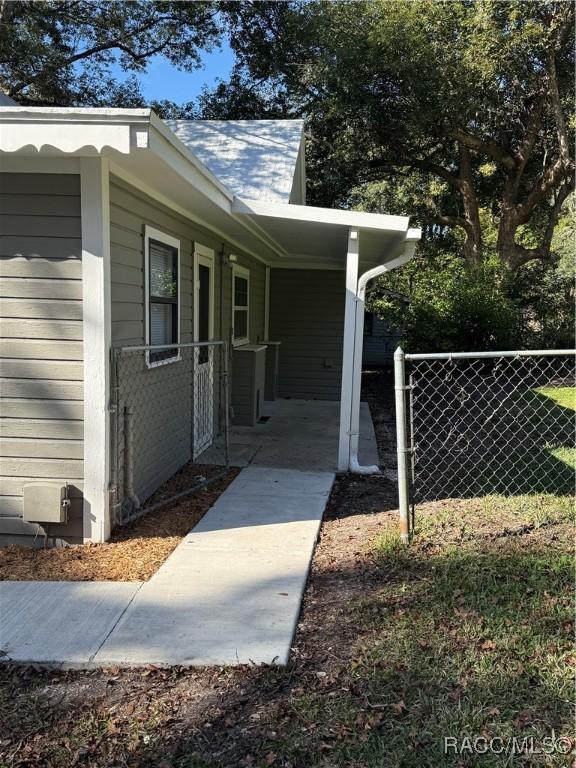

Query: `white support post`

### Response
(337, 227, 359, 471)
(81, 158, 112, 542)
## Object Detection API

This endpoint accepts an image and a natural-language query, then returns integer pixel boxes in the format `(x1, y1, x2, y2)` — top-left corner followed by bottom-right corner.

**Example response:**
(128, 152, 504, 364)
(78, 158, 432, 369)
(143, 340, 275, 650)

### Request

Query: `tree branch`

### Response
(386, 142, 462, 191)
(8, 15, 170, 96)
(509, 179, 574, 270)
(448, 127, 516, 171)
(515, 154, 573, 226)
(547, 51, 571, 167)
(430, 214, 467, 228)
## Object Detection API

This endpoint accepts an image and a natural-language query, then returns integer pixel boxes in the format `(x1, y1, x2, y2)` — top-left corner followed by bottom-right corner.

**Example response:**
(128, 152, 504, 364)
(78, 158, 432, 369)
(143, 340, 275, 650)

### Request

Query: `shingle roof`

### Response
(166, 119, 305, 203)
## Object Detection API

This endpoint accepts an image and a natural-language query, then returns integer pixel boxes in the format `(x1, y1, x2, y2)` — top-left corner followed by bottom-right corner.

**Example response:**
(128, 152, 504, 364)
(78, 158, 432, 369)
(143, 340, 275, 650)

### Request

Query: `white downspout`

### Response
(348, 237, 420, 474)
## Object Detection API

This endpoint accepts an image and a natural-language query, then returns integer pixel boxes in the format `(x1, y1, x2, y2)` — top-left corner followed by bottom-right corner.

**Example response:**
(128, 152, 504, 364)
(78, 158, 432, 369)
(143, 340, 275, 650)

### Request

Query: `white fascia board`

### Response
(0, 107, 151, 154)
(232, 197, 410, 233)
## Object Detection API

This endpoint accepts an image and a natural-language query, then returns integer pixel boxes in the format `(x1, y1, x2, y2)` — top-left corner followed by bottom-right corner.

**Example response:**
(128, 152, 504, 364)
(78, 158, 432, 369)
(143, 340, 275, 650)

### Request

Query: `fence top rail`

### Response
(403, 349, 576, 361)
(113, 340, 224, 354)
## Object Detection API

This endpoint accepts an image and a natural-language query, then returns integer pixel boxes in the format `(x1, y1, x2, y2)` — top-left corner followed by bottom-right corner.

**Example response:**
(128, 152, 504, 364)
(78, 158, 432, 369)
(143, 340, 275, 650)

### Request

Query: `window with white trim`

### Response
(232, 264, 250, 346)
(144, 226, 180, 366)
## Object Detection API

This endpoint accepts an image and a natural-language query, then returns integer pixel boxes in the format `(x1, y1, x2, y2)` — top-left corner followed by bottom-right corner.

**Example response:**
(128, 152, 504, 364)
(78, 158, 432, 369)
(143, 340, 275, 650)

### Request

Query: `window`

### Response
(144, 226, 180, 366)
(232, 264, 249, 346)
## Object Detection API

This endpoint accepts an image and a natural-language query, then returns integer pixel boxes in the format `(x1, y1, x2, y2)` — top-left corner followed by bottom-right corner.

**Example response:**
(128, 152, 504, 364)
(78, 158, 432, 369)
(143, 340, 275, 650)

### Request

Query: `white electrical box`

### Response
(22, 484, 68, 524)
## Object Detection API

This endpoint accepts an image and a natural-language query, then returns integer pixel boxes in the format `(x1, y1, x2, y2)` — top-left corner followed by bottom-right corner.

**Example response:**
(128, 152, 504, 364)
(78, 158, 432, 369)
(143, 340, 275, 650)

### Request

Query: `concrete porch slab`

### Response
(93, 466, 334, 667)
(0, 581, 141, 665)
(200, 399, 379, 471)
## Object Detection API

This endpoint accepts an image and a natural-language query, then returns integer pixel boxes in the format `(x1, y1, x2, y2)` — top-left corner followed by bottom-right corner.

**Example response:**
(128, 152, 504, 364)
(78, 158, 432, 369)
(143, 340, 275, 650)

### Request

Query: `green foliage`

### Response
(0, 1, 222, 106)
(368, 252, 520, 352)
(217, 1, 574, 269)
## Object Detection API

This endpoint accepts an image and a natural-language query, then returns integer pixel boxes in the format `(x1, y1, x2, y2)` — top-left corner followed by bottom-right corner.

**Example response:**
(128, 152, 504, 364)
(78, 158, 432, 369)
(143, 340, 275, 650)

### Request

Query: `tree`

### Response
(217, 0, 574, 273)
(0, 0, 222, 107)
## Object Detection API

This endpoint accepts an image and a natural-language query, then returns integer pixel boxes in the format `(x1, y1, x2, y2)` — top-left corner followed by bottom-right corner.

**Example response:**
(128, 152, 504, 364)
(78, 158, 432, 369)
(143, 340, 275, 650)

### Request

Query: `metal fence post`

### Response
(394, 347, 410, 543)
(222, 341, 230, 468)
(123, 404, 140, 517)
(109, 347, 121, 526)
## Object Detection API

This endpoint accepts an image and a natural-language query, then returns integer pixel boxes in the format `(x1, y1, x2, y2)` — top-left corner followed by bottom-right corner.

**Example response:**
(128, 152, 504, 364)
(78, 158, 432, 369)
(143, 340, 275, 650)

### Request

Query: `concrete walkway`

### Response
(0, 581, 141, 665)
(1, 467, 334, 667)
(1, 399, 379, 667)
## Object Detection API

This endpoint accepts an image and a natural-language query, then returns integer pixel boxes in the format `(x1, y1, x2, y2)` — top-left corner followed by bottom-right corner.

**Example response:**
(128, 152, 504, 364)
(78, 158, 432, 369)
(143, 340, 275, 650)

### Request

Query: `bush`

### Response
(368, 252, 520, 353)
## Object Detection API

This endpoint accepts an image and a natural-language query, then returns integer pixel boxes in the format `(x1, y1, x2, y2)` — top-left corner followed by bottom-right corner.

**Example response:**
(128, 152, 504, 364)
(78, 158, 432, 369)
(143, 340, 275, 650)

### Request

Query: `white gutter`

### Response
(348, 230, 421, 475)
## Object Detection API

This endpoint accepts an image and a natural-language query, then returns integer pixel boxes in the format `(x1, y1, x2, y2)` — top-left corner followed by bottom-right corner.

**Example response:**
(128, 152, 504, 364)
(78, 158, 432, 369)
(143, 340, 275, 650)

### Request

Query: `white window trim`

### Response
(144, 224, 181, 368)
(232, 263, 250, 347)
(194, 243, 215, 344)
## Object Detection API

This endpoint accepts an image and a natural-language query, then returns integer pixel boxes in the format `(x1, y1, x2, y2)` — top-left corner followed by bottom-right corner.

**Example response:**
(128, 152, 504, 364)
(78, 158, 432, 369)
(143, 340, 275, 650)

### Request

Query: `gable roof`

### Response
(166, 119, 305, 204)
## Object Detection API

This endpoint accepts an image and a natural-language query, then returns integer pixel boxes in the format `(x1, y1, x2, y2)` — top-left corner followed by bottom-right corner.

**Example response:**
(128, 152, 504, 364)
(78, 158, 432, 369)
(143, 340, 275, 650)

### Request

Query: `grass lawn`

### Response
(536, 386, 576, 411)
(0, 481, 573, 767)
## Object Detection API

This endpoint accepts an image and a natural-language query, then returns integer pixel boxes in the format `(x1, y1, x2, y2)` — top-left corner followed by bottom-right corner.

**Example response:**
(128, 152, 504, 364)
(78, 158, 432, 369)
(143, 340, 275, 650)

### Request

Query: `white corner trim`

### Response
(338, 228, 359, 472)
(232, 263, 250, 347)
(81, 158, 112, 543)
(144, 225, 181, 368)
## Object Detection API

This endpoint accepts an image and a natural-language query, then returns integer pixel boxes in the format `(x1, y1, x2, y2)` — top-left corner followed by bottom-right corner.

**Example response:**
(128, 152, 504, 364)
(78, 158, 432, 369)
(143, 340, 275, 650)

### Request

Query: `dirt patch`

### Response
(0, 465, 239, 582)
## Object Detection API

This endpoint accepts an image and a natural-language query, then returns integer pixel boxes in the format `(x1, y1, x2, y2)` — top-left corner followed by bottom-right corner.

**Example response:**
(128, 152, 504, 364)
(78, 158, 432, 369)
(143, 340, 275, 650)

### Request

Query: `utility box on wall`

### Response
(263, 341, 281, 401)
(22, 484, 69, 524)
(231, 344, 267, 426)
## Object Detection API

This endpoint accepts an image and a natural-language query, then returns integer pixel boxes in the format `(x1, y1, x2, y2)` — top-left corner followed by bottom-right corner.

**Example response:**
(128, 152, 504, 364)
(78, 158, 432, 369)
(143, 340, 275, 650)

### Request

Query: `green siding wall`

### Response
(269, 268, 345, 400)
(109, 176, 266, 505)
(0, 172, 84, 546)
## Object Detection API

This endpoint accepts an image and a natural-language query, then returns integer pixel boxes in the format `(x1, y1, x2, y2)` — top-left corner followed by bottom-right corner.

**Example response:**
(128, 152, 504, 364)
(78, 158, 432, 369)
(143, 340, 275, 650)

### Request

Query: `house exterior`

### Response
(363, 311, 401, 367)
(0, 107, 420, 546)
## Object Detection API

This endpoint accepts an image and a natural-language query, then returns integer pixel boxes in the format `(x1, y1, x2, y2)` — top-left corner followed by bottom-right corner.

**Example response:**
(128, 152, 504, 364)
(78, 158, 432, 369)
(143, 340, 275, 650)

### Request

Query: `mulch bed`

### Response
(0, 464, 239, 582)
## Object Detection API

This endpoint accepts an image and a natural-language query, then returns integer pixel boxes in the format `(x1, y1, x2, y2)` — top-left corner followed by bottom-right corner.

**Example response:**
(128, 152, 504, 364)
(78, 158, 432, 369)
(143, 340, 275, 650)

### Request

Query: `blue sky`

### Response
(124, 42, 235, 103)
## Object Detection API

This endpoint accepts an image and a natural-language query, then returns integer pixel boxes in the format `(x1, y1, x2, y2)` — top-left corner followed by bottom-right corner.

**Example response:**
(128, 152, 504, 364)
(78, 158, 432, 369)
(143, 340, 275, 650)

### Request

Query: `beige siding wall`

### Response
(109, 176, 266, 504)
(269, 268, 345, 400)
(0, 172, 84, 545)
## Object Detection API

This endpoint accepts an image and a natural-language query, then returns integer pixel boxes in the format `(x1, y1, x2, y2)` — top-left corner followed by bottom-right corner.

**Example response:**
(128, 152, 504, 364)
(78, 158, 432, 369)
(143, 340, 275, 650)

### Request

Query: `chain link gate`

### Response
(109, 341, 230, 527)
(394, 348, 575, 541)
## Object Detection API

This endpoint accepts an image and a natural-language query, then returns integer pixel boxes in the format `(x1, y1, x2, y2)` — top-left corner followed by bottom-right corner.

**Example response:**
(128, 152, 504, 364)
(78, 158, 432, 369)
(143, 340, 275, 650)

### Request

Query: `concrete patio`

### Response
(200, 398, 380, 471)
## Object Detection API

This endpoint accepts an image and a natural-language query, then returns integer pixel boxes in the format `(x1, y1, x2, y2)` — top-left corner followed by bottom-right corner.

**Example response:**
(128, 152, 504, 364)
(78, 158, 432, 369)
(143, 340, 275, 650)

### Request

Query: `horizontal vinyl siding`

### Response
(110, 177, 234, 504)
(0, 172, 84, 545)
(109, 176, 268, 504)
(269, 269, 345, 400)
(362, 314, 400, 366)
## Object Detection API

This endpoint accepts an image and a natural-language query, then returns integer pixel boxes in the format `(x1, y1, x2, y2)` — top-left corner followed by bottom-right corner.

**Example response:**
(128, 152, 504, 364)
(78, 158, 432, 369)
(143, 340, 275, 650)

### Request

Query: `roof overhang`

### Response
(0, 107, 420, 270)
(232, 197, 421, 270)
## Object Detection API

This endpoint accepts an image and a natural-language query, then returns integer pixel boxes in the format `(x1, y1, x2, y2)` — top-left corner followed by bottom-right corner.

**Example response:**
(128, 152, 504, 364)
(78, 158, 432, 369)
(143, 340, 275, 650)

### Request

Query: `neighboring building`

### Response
(0, 107, 420, 546)
(363, 311, 401, 367)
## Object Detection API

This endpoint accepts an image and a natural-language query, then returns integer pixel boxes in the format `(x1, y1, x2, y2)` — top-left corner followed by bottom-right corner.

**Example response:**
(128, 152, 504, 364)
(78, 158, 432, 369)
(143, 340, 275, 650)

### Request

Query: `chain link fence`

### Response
(110, 341, 230, 527)
(394, 349, 575, 540)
